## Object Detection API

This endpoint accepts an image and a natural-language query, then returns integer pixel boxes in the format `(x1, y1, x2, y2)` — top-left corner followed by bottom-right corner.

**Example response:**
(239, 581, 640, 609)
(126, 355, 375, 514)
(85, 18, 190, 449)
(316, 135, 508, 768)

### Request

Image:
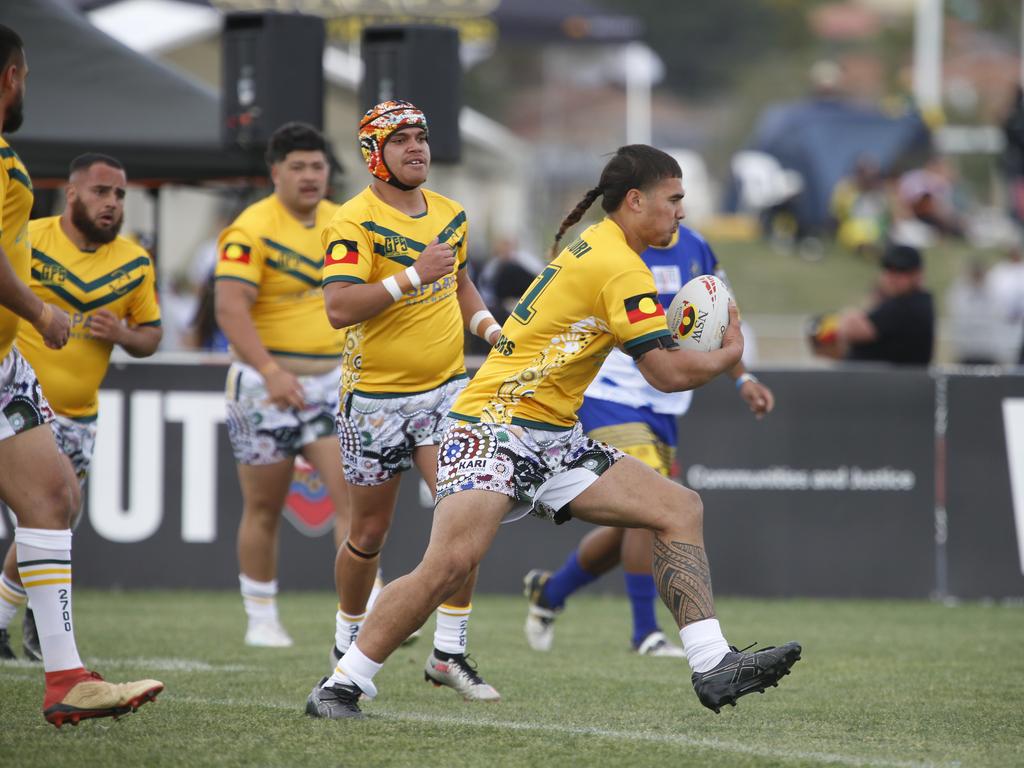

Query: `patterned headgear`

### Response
(358, 100, 429, 188)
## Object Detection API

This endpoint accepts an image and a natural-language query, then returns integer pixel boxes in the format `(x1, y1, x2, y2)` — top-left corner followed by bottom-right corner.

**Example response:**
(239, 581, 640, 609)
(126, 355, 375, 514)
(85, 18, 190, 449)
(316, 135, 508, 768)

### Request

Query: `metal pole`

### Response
(625, 42, 652, 145)
(933, 372, 949, 601)
(913, 0, 944, 121)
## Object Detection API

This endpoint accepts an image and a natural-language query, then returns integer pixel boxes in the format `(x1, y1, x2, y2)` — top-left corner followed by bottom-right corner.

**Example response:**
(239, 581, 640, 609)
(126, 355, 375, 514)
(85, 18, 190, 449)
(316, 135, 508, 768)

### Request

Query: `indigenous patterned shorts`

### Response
(50, 415, 98, 486)
(337, 375, 467, 487)
(225, 362, 340, 466)
(0, 347, 54, 441)
(435, 420, 624, 524)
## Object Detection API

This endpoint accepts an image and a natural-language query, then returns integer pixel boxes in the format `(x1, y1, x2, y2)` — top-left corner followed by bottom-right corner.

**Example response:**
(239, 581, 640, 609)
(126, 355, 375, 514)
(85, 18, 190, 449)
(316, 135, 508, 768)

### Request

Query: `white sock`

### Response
(15, 528, 83, 672)
(680, 618, 731, 673)
(434, 603, 471, 655)
(239, 574, 279, 622)
(334, 608, 365, 654)
(366, 569, 384, 612)
(0, 572, 26, 629)
(326, 642, 381, 698)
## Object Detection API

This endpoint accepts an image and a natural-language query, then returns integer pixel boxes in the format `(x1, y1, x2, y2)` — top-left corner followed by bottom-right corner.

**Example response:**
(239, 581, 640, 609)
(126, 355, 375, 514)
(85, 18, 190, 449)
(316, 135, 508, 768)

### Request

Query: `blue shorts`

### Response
(577, 396, 677, 477)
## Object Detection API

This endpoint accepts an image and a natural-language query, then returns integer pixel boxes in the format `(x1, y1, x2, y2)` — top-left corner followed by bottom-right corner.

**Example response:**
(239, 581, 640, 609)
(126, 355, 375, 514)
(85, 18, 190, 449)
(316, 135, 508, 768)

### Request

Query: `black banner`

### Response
(676, 369, 935, 598)
(2, 360, 1020, 600)
(944, 373, 1024, 599)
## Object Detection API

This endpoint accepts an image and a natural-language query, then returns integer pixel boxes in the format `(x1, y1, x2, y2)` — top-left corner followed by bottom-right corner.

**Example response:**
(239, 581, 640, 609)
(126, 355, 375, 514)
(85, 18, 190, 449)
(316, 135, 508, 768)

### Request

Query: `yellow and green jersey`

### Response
(17, 216, 161, 419)
(0, 136, 33, 359)
(451, 218, 674, 430)
(321, 185, 469, 395)
(215, 194, 343, 360)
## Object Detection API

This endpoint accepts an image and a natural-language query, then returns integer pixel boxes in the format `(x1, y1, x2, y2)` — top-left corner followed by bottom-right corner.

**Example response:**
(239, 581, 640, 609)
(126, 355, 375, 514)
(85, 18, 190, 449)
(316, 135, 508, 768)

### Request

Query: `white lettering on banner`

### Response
(164, 393, 226, 543)
(90, 391, 164, 542)
(686, 465, 916, 492)
(1000, 399, 1024, 575)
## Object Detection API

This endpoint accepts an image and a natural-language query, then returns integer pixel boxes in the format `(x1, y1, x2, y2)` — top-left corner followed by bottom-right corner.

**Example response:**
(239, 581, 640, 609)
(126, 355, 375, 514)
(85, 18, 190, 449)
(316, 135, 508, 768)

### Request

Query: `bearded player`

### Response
(0, 153, 162, 662)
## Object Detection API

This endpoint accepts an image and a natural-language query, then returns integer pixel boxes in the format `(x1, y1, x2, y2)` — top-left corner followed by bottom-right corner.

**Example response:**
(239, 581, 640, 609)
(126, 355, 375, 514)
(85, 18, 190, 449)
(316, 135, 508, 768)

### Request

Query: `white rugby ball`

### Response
(665, 275, 733, 352)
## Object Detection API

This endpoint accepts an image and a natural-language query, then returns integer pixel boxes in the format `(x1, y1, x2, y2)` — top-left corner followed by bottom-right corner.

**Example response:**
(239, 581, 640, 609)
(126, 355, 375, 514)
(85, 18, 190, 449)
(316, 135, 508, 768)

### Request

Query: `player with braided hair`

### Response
(306, 144, 801, 719)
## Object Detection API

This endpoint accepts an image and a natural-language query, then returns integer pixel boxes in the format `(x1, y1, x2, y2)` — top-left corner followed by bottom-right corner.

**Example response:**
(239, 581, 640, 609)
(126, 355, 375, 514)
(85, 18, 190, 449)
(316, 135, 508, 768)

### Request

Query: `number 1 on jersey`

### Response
(512, 265, 561, 325)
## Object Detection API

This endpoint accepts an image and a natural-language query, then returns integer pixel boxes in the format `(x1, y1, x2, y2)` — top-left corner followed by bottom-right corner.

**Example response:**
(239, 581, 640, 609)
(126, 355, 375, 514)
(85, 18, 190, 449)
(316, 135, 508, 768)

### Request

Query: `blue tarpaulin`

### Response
(730, 97, 932, 234)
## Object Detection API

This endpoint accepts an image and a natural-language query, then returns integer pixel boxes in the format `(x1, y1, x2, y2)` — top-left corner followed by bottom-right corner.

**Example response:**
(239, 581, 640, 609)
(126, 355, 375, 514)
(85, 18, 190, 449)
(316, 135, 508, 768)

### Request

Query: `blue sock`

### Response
(625, 572, 659, 648)
(541, 551, 599, 609)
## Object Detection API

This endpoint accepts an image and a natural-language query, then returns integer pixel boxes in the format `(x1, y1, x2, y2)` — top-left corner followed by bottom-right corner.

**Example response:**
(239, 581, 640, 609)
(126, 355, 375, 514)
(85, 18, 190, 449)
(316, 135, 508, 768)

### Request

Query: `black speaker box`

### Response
(360, 25, 462, 163)
(222, 13, 325, 148)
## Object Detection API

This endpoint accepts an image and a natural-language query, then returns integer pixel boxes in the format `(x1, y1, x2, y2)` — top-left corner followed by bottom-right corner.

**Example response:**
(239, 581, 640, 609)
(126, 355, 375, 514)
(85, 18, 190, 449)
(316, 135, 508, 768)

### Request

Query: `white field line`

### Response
(174, 693, 952, 768)
(87, 657, 255, 673)
(0, 657, 253, 675)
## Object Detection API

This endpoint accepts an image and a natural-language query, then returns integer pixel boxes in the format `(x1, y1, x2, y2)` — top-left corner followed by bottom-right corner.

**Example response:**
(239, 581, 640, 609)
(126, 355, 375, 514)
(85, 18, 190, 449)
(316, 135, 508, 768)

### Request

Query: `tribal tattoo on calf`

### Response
(652, 539, 716, 627)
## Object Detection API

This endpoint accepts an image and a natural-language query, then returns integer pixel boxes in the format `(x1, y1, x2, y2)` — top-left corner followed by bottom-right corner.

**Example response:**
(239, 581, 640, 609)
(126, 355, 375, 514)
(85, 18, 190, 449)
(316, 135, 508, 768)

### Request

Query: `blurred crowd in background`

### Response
(42, 0, 1024, 368)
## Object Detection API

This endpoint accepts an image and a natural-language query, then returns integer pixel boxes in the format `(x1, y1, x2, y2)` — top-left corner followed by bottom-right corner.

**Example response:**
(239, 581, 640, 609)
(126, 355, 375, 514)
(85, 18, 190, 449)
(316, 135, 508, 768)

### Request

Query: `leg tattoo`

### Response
(652, 539, 715, 628)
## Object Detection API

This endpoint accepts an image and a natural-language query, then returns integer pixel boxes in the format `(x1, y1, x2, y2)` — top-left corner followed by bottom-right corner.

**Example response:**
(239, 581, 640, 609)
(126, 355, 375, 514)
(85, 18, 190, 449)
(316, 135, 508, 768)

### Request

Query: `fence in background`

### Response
(1, 357, 1020, 600)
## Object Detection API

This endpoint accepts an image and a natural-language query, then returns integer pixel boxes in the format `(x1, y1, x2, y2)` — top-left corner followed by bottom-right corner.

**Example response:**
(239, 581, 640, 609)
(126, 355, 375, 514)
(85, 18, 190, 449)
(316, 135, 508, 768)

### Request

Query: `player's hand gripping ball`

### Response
(665, 275, 734, 352)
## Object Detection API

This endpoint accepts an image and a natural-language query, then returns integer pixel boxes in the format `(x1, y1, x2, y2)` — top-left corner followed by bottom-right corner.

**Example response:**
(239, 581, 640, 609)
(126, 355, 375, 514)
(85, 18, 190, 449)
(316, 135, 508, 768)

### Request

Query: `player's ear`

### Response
(625, 187, 643, 213)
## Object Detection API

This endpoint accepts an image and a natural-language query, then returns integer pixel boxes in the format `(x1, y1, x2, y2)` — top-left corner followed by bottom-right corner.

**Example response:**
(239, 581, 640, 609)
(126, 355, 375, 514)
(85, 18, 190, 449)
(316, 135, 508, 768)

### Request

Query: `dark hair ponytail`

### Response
(550, 145, 681, 256)
(551, 186, 602, 257)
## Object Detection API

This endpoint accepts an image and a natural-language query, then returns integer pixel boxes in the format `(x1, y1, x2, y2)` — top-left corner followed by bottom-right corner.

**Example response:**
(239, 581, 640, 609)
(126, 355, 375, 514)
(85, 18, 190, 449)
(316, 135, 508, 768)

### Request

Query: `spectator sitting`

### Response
(809, 243, 934, 366)
(896, 157, 963, 239)
(831, 155, 890, 257)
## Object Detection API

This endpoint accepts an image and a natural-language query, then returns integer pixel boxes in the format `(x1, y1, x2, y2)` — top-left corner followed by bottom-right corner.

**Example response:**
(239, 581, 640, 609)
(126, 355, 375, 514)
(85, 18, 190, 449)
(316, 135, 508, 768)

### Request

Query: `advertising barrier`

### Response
(0, 359, 1020, 599)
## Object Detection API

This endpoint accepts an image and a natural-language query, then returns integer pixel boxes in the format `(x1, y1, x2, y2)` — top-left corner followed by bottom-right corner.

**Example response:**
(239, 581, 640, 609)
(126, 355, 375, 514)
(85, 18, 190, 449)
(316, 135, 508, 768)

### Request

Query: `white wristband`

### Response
(735, 372, 759, 390)
(382, 275, 403, 302)
(404, 266, 422, 290)
(483, 323, 503, 342)
(469, 310, 492, 337)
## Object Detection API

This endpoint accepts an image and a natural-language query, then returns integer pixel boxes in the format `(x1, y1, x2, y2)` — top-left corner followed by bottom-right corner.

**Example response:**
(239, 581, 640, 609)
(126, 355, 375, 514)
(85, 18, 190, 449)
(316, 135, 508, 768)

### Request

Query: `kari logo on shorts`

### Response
(324, 239, 359, 266)
(220, 243, 251, 264)
(282, 457, 335, 537)
(624, 293, 664, 324)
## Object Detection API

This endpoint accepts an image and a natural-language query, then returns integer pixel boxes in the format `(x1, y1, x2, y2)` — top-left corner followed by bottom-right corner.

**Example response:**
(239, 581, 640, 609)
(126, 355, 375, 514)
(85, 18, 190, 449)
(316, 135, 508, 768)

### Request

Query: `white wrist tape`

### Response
(382, 275, 403, 302)
(469, 310, 492, 337)
(404, 266, 422, 290)
(483, 323, 503, 342)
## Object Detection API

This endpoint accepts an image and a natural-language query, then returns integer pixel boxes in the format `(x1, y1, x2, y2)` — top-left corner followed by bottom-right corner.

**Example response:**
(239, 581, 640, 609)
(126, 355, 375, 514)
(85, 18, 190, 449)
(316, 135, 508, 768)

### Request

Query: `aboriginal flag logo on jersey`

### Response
(324, 239, 360, 266)
(624, 293, 665, 324)
(220, 243, 251, 264)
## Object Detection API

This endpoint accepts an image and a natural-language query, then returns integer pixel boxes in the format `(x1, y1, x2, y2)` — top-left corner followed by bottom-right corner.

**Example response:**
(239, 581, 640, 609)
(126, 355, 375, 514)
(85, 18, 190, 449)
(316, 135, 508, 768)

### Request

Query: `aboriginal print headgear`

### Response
(358, 100, 429, 190)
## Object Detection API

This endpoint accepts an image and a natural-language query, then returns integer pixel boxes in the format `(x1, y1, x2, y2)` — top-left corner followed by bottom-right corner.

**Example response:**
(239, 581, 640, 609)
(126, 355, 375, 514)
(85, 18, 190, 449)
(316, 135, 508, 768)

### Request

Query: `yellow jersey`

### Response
(215, 195, 343, 360)
(451, 218, 674, 430)
(0, 137, 33, 359)
(17, 216, 161, 420)
(321, 186, 469, 395)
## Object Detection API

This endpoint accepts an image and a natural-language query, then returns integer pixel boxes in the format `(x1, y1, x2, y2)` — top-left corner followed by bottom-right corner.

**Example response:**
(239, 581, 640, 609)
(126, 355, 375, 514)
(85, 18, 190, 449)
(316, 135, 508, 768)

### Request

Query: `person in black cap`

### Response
(809, 242, 934, 365)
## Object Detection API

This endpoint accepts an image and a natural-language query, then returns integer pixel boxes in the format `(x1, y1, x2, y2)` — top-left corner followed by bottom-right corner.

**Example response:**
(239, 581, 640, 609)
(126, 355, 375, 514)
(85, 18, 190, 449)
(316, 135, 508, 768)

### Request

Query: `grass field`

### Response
(710, 239, 997, 318)
(0, 590, 1022, 767)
